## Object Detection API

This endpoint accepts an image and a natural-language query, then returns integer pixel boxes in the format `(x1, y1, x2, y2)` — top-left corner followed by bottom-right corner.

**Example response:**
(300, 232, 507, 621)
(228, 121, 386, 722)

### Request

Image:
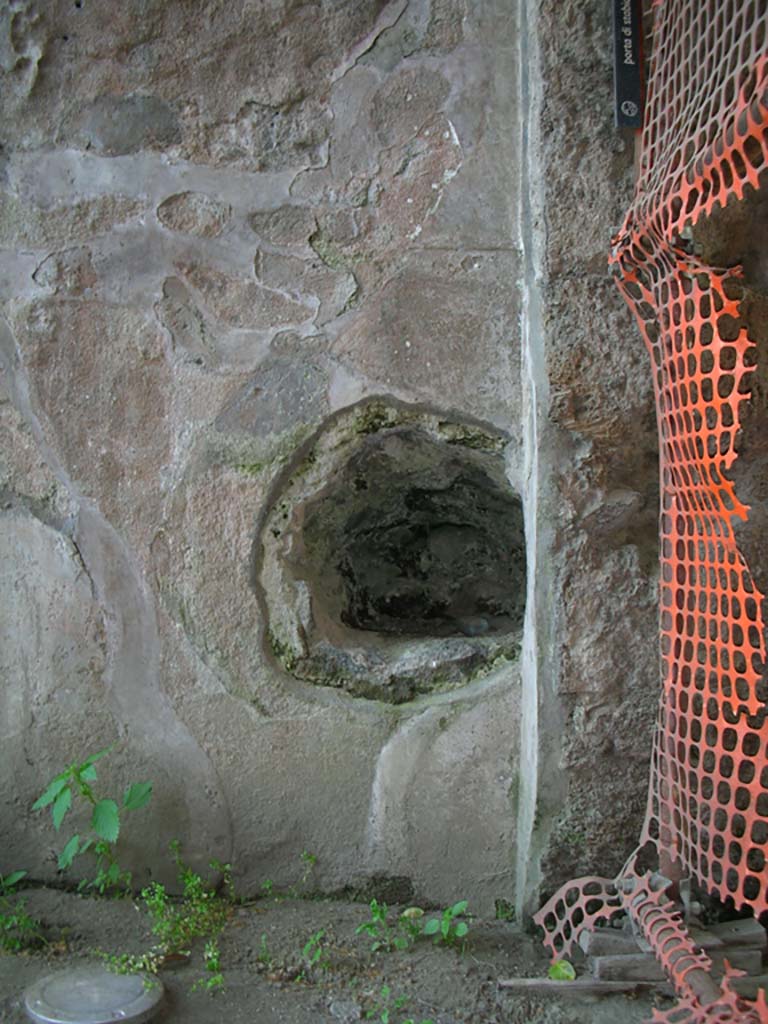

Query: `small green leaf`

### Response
(52, 786, 72, 830)
(1, 870, 26, 889)
(32, 775, 69, 810)
(105, 862, 121, 884)
(123, 781, 153, 811)
(454, 921, 469, 938)
(422, 919, 440, 936)
(80, 764, 98, 783)
(91, 800, 120, 843)
(82, 747, 112, 768)
(548, 959, 576, 981)
(401, 906, 424, 920)
(449, 900, 468, 917)
(58, 834, 80, 870)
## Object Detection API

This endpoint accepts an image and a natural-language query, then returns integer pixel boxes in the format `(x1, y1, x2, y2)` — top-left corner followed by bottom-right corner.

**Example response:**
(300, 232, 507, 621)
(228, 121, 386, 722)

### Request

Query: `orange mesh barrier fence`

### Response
(534, 2, 768, 1021)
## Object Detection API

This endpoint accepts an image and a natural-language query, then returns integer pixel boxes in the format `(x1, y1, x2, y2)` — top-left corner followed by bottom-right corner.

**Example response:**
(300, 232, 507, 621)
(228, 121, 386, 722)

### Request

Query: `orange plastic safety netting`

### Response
(534, 1, 768, 1020)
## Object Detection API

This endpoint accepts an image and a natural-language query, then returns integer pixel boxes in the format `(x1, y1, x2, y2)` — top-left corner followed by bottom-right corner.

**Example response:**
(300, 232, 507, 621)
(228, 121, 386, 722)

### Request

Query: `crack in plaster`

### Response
(330, 0, 410, 85)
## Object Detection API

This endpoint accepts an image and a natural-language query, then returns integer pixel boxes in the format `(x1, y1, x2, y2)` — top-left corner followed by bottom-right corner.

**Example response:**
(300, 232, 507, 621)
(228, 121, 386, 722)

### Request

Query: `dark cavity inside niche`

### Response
(300, 428, 526, 640)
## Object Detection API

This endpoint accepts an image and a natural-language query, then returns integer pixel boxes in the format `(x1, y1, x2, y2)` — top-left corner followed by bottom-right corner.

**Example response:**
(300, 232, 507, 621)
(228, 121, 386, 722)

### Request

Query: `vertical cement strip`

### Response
(515, 0, 551, 918)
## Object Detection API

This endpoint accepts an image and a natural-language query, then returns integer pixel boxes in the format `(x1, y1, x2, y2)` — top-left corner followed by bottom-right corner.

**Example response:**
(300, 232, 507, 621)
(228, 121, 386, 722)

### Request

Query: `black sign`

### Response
(613, 0, 643, 128)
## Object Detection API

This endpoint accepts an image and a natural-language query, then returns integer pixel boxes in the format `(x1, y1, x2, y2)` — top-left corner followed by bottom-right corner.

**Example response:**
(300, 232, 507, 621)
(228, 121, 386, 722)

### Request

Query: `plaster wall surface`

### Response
(0, 0, 659, 914)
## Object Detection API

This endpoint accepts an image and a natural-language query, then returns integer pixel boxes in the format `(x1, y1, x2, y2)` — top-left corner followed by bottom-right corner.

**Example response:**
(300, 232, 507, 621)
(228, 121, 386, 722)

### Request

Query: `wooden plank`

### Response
(498, 977, 673, 997)
(710, 947, 764, 976)
(731, 973, 768, 999)
(580, 927, 641, 957)
(686, 924, 725, 950)
(710, 918, 766, 948)
(589, 952, 667, 982)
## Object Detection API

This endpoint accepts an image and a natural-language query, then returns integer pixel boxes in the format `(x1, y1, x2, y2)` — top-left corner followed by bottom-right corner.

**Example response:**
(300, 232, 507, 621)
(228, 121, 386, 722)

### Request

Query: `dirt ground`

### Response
(0, 887, 671, 1024)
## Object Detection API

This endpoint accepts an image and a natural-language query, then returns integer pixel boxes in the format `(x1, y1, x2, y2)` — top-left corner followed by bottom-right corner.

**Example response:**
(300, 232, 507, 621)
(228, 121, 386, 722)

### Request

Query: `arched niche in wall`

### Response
(254, 399, 526, 704)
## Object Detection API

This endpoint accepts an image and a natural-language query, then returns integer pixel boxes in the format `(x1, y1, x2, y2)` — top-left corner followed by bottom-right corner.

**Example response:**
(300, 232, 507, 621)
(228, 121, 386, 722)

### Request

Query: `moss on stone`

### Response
(234, 461, 265, 476)
(353, 402, 398, 435)
(439, 422, 506, 452)
(268, 629, 298, 672)
(309, 230, 359, 272)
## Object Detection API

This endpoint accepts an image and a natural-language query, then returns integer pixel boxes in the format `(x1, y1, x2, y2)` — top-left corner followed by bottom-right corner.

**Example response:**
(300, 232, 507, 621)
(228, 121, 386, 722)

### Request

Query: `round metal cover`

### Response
(24, 967, 163, 1024)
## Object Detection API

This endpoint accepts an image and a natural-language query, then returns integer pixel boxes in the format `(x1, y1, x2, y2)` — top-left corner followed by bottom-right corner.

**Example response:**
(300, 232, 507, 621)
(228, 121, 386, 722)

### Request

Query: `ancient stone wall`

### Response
(515, 0, 661, 912)
(0, 0, 659, 915)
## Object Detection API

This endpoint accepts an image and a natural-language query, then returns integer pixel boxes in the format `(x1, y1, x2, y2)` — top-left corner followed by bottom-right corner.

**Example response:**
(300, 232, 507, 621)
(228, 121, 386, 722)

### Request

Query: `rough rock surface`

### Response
(515, 0, 660, 910)
(0, 0, 664, 919)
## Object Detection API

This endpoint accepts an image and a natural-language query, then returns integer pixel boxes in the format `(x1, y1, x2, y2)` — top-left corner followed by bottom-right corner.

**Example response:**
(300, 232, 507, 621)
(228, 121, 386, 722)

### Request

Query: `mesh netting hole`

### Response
(743, 875, 760, 901)
(735, 787, 752, 811)
(717, 780, 733, 805)
(716, 323, 740, 347)
(747, 847, 766, 872)
(744, 133, 765, 169)
(732, 813, 747, 838)
(742, 732, 760, 756)
(564, 888, 580, 908)
(723, 728, 738, 751)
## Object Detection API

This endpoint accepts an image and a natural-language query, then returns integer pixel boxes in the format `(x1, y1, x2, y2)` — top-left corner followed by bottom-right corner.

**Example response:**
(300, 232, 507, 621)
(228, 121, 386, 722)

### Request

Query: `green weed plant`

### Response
(357, 898, 469, 954)
(365, 984, 435, 1024)
(102, 841, 234, 994)
(422, 900, 469, 948)
(32, 748, 152, 894)
(0, 872, 44, 953)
